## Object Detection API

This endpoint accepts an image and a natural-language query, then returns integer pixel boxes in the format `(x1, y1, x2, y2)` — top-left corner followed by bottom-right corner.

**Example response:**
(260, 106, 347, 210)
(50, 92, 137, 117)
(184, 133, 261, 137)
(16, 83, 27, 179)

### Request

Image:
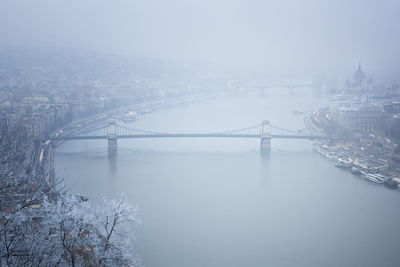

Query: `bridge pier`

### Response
(108, 137, 117, 158)
(107, 119, 117, 158)
(260, 135, 271, 155)
(260, 120, 271, 155)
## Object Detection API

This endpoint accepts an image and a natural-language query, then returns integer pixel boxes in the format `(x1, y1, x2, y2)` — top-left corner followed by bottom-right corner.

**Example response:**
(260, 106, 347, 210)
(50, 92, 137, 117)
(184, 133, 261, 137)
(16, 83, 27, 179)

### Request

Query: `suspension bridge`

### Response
(241, 84, 314, 95)
(48, 120, 330, 157)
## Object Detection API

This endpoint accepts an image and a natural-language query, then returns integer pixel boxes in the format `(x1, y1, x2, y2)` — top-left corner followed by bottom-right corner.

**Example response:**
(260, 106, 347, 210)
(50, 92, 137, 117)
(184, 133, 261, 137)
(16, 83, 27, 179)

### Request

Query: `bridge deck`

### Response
(48, 133, 330, 141)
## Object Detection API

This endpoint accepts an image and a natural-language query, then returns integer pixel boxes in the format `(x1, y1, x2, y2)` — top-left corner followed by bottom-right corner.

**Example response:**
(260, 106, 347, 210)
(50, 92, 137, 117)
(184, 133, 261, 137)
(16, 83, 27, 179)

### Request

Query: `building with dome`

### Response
(353, 63, 366, 85)
(344, 63, 371, 95)
(328, 63, 393, 134)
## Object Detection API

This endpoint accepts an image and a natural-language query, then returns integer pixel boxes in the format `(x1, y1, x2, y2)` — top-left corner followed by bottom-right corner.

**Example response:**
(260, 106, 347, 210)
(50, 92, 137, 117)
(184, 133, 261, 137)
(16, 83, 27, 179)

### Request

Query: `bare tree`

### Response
(0, 126, 142, 266)
(95, 196, 141, 266)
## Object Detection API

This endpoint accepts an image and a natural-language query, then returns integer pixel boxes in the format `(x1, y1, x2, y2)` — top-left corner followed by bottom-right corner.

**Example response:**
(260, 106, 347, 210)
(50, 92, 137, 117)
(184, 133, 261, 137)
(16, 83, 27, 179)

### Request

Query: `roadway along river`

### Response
(55, 89, 400, 267)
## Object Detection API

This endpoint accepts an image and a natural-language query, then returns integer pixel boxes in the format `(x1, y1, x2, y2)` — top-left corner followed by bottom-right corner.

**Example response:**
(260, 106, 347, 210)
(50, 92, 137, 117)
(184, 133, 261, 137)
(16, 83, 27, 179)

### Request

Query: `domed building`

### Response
(344, 63, 370, 95)
(353, 63, 366, 86)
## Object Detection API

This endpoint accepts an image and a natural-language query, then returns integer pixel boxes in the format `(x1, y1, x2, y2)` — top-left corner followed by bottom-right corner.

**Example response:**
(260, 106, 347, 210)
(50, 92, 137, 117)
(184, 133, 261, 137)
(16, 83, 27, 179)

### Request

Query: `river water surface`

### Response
(55, 90, 400, 267)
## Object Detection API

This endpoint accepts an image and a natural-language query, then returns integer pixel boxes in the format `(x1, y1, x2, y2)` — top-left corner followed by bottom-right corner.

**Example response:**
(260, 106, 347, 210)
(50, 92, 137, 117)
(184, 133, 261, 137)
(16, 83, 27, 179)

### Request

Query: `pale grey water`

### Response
(55, 90, 400, 267)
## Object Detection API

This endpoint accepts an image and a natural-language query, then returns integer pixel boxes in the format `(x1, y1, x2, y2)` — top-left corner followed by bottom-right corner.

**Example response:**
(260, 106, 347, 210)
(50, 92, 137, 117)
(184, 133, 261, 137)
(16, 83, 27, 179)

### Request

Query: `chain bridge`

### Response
(49, 120, 330, 157)
(243, 84, 313, 94)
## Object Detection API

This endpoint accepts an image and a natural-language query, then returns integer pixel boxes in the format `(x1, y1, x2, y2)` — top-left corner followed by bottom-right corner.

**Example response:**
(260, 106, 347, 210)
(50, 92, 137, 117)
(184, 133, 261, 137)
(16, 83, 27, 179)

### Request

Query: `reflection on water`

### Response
(56, 93, 400, 267)
(108, 157, 117, 174)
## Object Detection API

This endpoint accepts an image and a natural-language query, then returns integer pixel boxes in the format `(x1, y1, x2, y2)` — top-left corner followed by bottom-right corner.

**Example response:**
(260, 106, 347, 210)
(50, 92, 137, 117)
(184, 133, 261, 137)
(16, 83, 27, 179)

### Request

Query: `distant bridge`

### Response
(242, 84, 313, 94)
(48, 120, 330, 157)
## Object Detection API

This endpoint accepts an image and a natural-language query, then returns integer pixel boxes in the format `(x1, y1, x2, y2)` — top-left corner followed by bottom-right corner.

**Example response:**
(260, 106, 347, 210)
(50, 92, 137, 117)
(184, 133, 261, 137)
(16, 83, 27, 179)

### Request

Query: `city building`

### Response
(344, 63, 372, 97)
(330, 98, 390, 134)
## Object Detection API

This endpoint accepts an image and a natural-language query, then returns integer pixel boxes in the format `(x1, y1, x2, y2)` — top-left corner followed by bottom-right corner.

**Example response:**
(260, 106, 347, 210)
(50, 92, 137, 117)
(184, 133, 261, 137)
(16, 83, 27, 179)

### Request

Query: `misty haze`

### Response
(1, 1, 400, 266)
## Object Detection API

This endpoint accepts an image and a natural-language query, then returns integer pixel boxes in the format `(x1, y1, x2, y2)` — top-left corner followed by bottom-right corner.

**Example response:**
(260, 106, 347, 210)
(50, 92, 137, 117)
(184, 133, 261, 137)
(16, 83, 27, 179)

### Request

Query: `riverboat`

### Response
(121, 111, 139, 123)
(350, 167, 361, 175)
(122, 115, 138, 123)
(312, 143, 338, 159)
(384, 179, 398, 189)
(335, 157, 353, 168)
(292, 110, 304, 115)
(140, 109, 153, 114)
(361, 171, 385, 184)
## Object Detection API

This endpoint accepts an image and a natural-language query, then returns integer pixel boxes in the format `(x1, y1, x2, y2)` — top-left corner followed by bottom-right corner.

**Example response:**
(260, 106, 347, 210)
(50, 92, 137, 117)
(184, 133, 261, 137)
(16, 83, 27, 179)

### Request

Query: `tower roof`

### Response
(353, 63, 366, 81)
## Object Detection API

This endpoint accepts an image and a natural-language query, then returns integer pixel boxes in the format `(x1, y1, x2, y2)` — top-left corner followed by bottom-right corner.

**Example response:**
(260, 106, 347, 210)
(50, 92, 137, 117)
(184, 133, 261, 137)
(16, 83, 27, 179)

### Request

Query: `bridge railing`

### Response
(215, 124, 263, 136)
(116, 125, 161, 136)
(51, 121, 329, 140)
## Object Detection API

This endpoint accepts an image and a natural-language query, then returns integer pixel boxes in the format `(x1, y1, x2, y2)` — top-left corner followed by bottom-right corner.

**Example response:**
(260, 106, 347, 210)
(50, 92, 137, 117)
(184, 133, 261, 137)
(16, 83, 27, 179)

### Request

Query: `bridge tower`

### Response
(107, 120, 117, 158)
(260, 120, 271, 155)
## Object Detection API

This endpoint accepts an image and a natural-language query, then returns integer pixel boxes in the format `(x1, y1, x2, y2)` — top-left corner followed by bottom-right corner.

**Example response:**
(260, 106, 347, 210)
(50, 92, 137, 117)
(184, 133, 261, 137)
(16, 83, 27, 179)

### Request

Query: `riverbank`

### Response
(49, 93, 217, 142)
(307, 108, 400, 190)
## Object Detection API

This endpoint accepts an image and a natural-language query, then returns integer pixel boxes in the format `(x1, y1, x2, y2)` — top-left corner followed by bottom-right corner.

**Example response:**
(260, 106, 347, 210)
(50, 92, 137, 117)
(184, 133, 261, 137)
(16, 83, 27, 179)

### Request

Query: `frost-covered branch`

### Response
(0, 127, 142, 266)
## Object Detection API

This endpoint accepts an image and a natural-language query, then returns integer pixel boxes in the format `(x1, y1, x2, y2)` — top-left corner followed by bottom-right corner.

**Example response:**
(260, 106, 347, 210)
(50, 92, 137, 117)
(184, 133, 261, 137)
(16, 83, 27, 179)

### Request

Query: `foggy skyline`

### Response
(2, 1, 400, 266)
(1, 0, 399, 77)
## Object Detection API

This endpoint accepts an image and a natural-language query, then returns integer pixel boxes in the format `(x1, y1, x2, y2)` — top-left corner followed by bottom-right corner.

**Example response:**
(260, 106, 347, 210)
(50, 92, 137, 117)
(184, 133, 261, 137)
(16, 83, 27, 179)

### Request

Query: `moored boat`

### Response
(122, 115, 138, 123)
(292, 110, 304, 115)
(361, 171, 385, 184)
(384, 179, 398, 189)
(335, 157, 353, 168)
(392, 178, 400, 188)
(350, 167, 361, 175)
(312, 143, 338, 159)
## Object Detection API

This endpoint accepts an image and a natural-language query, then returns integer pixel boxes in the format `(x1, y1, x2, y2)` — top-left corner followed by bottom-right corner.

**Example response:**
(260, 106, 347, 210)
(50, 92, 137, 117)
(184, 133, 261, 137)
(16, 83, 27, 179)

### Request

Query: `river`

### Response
(55, 89, 400, 267)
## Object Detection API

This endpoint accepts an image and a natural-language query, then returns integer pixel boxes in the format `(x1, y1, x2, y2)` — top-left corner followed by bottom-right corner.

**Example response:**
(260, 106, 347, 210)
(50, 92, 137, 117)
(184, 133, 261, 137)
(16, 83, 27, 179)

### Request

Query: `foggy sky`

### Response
(0, 0, 399, 76)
